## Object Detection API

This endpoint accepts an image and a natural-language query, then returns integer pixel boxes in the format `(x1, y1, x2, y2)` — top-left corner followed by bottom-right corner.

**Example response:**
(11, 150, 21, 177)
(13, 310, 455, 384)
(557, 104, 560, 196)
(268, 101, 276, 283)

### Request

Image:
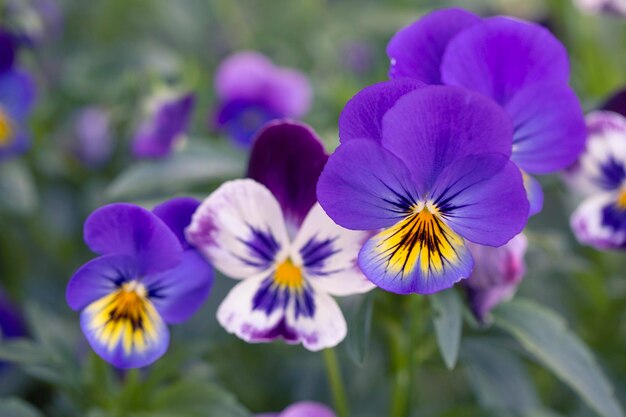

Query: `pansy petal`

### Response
(0, 288, 26, 338)
(266, 68, 312, 117)
(601, 88, 626, 117)
(506, 83, 586, 174)
(291, 204, 375, 296)
(84, 203, 183, 275)
(81, 289, 169, 369)
(430, 154, 529, 246)
(358, 213, 473, 294)
(317, 139, 419, 230)
(0, 69, 36, 121)
(0, 30, 16, 73)
(571, 193, 626, 249)
(248, 121, 328, 229)
(0, 130, 30, 161)
(381, 86, 513, 191)
(152, 197, 201, 248)
(338, 79, 424, 143)
(66, 254, 138, 311)
(386, 8, 481, 83)
(215, 52, 276, 100)
(280, 402, 337, 417)
(142, 250, 214, 324)
(186, 179, 289, 279)
(523, 173, 545, 217)
(441, 17, 569, 105)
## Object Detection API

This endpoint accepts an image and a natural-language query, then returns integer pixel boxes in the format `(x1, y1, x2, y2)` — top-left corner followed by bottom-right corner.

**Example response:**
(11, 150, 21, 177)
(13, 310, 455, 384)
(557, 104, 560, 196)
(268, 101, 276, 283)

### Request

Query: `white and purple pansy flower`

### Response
(256, 401, 336, 417)
(131, 91, 195, 159)
(317, 85, 529, 295)
(0, 30, 36, 161)
(568, 111, 626, 249)
(66, 198, 214, 368)
(213, 52, 312, 147)
(186, 121, 374, 351)
(574, 0, 626, 17)
(386, 7, 586, 215)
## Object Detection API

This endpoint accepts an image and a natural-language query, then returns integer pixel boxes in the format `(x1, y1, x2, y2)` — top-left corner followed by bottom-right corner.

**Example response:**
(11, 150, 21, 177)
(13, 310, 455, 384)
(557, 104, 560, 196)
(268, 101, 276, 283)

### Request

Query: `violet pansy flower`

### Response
(213, 52, 312, 147)
(186, 121, 374, 350)
(66, 198, 214, 368)
(318, 85, 529, 295)
(386, 7, 586, 215)
(256, 401, 336, 417)
(568, 111, 626, 249)
(131, 91, 195, 159)
(72, 106, 112, 168)
(464, 233, 528, 323)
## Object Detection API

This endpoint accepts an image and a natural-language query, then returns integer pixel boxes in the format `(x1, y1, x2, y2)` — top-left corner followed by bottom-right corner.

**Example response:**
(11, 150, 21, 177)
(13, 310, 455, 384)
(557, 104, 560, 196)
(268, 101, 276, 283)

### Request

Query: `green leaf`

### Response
(462, 338, 539, 413)
(494, 299, 624, 417)
(106, 141, 245, 201)
(345, 293, 374, 366)
(430, 289, 462, 370)
(0, 160, 37, 215)
(0, 398, 44, 417)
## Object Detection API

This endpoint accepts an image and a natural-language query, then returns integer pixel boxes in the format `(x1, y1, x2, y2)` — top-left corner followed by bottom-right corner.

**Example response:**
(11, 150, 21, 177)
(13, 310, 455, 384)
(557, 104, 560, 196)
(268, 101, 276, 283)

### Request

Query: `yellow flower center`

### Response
(0, 107, 14, 146)
(274, 259, 304, 289)
(617, 189, 626, 210)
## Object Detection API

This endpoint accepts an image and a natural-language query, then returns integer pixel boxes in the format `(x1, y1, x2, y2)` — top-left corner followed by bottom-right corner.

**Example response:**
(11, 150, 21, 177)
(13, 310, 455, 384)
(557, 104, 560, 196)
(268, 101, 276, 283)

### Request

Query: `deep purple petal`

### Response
(601, 87, 626, 117)
(83, 203, 183, 276)
(441, 17, 569, 106)
(338, 79, 424, 143)
(142, 250, 214, 324)
(0, 69, 36, 121)
(431, 155, 529, 246)
(387, 8, 481, 83)
(316, 139, 419, 230)
(0, 288, 26, 338)
(506, 83, 586, 174)
(152, 197, 201, 249)
(66, 254, 138, 311)
(381, 86, 513, 192)
(0, 30, 16, 73)
(248, 121, 328, 228)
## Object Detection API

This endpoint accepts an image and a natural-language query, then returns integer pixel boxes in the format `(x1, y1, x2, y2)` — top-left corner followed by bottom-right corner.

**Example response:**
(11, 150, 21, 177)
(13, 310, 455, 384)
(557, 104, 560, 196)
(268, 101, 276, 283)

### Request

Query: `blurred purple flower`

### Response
(187, 121, 373, 350)
(341, 41, 373, 75)
(213, 52, 312, 147)
(318, 84, 529, 295)
(66, 199, 213, 368)
(0, 30, 16, 73)
(131, 92, 195, 159)
(464, 233, 528, 323)
(574, 0, 626, 16)
(0, 288, 26, 339)
(72, 107, 112, 168)
(256, 401, 336, 417)
(386, 7, 586, 216)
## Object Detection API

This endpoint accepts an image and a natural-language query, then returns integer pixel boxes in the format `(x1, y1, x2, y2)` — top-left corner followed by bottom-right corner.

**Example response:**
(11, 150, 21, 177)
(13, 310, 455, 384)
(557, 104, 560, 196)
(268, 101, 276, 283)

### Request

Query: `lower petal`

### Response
(571, 193, 626, 249)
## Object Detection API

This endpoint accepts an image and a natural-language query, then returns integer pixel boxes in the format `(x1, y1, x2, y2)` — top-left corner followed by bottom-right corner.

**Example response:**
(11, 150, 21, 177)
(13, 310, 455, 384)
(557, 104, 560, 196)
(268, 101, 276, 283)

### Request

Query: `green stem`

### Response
(323, 348, 349, 417)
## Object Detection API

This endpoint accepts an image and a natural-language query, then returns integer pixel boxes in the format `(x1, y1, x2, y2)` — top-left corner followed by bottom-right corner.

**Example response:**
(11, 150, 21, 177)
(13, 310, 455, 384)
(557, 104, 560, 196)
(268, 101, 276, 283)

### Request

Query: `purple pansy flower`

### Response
(317, 85, 529, 295)
(213, 52, 312, 147)
(72, 106, 113, 168)
(574, 0, 626, 16)
(386, 7, 586, 215)
(131, 91, 195, 159)
(0, 32, 36, 161)
(66, 198, 214, 368)
(464, 233, 528, 323)
(256, 401, 336, 417)
(568, 111, 626, 249)
(186, 121, 374, 351)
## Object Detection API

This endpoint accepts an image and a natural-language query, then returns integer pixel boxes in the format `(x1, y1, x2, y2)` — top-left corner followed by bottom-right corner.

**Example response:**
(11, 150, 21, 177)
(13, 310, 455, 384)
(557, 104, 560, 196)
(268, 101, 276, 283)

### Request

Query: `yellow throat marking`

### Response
(0, 107, 14, 146)
(274, 259, 304, 289)
(617, 189, 626, 210)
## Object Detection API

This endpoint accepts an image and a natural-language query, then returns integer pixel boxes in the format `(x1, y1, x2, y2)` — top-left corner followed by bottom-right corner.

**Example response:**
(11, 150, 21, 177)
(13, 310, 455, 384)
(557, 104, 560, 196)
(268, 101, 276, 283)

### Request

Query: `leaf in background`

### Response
(0, 160, 38, 215)
(430, 289, 462, 370)
(106, 141, 245, 201)
(345, 293, 374, 366)
(494, 299, 625, 417)
(0, 398, 44, 417)
(462, 338, 539, 413)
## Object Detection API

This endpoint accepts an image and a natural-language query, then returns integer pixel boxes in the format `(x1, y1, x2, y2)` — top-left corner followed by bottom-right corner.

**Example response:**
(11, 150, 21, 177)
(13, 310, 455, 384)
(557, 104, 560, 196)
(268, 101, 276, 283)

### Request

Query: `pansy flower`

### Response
(568, 111, 626, 249)
(131, 91, 195, 159)
(256, 401, 336, 417)
(386, 7, 586, 215)
(72, 106, 112, 168)
(0, 30, 36, 161)
(464, 233, 527, 323)
(66, 198, 214, 368)
(186, 121, 374, 350)
(574, 0, 626, 17)
(318, 85, 529, 294)
(213, 52, 312, 147)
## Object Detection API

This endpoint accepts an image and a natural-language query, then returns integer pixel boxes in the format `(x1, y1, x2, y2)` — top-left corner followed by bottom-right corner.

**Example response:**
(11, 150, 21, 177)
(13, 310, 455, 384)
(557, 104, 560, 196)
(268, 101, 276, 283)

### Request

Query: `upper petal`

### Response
(441, 17, 569, 105)
(186, 179, 289, 279)
(247, 121, 328, 229)
(265, 68, 312, 117)
(215, 51, 276, 100)
(381, 86, 513, 191)
(316, 139, 420, 230)
(152, 197, 201, 249)
(338, 79, 424, 143)
(83, 204, 183, 276)
(386, 7, 481, 84)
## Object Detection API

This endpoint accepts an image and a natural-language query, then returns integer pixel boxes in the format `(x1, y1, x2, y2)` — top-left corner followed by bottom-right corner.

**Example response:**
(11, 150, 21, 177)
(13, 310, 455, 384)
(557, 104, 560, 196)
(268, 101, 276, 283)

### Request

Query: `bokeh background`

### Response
(1, 0, 626, 416)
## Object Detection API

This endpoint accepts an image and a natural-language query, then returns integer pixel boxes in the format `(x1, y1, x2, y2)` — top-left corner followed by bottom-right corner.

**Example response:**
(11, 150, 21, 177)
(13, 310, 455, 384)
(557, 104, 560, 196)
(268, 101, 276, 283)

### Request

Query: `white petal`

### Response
(291, 203, 376, 296)
(571, 192, 626, 249)
(186, 179, 289, 279)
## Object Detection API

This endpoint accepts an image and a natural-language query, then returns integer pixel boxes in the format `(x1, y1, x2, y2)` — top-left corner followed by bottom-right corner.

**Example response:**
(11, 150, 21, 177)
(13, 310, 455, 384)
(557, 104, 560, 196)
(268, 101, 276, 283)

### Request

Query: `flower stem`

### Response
(323, 348, 350, 417)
